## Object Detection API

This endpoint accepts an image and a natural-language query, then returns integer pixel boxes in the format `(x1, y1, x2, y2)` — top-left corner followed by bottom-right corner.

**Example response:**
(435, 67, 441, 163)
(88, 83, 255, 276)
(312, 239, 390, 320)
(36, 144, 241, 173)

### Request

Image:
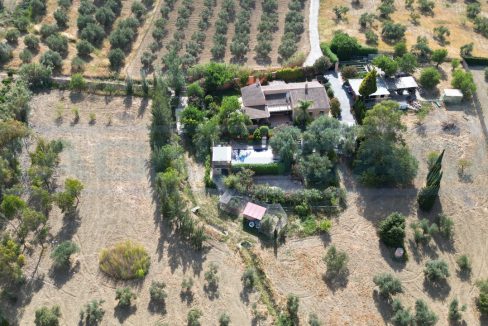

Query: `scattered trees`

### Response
(279, 0, 305, 60)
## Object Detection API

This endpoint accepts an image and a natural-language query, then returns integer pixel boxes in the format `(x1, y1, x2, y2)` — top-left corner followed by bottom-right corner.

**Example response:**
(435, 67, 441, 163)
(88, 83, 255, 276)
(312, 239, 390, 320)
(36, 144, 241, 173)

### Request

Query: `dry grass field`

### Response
(319, 0, 488, 58)
(8, 91, 256, 325)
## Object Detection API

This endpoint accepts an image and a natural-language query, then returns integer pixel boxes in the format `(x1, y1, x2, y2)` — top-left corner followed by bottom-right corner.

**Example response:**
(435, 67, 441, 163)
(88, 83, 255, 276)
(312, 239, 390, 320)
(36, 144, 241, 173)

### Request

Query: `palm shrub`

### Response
(115, 287, 136, 307)
(378, 212, 406, 247)
(373, 273, 402, 298)
(149, 281, 167, 303)
(51, 241, 80, 268)
(80, 300, 105, 325)
(418, 150, 444, 211)
(414, 299, 437, 325)
(323, 245, 348, 276)
(35, 305, 61, 326)
(424, 259, 449, 282)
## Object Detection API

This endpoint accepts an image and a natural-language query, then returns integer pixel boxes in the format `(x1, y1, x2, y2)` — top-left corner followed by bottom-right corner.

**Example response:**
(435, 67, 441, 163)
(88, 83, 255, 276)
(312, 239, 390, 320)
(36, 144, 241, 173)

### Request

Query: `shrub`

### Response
(95, 6, 116, 28)
(70, 73, 86, 91)
(20, 49, 33, 63)
(365, 29, 378, 45)
(323, 245, 348, 276)
(0, 43, 13, 64)
(419, 67, 441, 89)
(24, 35, 40, 50)
(19, 63, 52, 89)
(80, 300, 105, 325)
(149, 281, 167, 303)
(187, 308, 203, 326)
(378, 212, 406, 247)
(414, 299, 438, 325)
(115, 287, 136, 307)
(13, 16, 30, 32)
(51, 241, 80, 268)
(476, 279, 488, 314)
(45, 34, 69, 55)
(411, 219, 438, 245)
(456, 254, 471, 273)
(54, 9, 69, 28)
(35, 305, 61, 326)
(451, 69, 476, 99)
(204, 262, 219, 288)
(40, 24, 58, 39)
(287, 293, 299, 322)
(449, 298, 466, 322)
(232, 162, 285, 175)
(99, 240, 150, 279)
(424, 259, 449, 282)
(6, 29, 20, 44)
(341, 65, 358, 79)
(131, 1, 146, 20)
(373, 273, 403, 298)
(381, 22, 406, 43)
(219, 312, 231, 326)
(313, 55, 332, 74)
(275, 67, 305, 82)
(40, 50, 63, 70)
(76, 40, 94, 57)
(320, 43, 338, 63)
(308, 313, 321, 326)
(438, 213, 454, 238)
(71, 57, 86, 73)
(242, 267, 257, 289)
(392, 299, 413, 326)
(108, 48, 125, 71)
(80, 23, 105, 46)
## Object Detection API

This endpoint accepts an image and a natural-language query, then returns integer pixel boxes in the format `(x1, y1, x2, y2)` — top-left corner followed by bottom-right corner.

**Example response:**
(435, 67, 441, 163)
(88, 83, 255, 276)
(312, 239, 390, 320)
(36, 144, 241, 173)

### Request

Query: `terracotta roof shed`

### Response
(242, 202, 267, 221)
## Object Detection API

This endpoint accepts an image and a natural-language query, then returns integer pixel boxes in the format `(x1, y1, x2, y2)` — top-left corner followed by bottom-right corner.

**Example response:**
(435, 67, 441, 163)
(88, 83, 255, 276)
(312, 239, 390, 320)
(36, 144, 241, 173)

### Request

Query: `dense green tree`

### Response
(323, 245, 348, 276)
(150, 80, 173, 149)
(414, 300, 438, 325)
(378, 212, 406, 247)
(51, 241, 80, 268)
(419, 67, 441, 89)
(302, 115, 346, 156)
(24, 35, 40, 50)
(361, 101, 405, 142)
(299, 153, 335, 188)
(397, 53, 418, 73)
(6, 29, 20, 44)
(115, 287, 136, 307)
(372, 55, 398, 76)
(193, 117, 220, 161)
(451, 69, 476, 99)
(330, 32, 361, 60)
(0, 43, 13, 64)
(294, 100, 313, 130)
(108, 48, 125, 71)
(418, 150, 444, 211)
(359, 69, 377, 98)
(35, 305, 61, 326)
(180, 106, 205, 138)
(381, 22, 406, 43)
(227, 111, 250, 139)
(54, 8, 69, 29)
(394, 41, 407, 57)
(269, 125, 301, 166)
(40, 50, 63, 70)
(80, 299, 105, 325)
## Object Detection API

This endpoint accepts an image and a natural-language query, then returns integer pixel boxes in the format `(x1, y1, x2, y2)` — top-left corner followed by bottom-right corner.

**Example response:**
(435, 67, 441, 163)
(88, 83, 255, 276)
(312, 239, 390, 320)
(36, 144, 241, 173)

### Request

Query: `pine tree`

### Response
(418, 150, 444, 211)
(359, 69, 377, 99)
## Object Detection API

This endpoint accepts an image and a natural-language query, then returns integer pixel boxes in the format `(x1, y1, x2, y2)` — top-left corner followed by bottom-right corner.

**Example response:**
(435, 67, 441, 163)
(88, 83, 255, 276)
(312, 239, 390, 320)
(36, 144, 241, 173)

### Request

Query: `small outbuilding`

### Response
(442, 89, 463, 104)
(212, 146, 232, 175)
(242, 202, 267, 224)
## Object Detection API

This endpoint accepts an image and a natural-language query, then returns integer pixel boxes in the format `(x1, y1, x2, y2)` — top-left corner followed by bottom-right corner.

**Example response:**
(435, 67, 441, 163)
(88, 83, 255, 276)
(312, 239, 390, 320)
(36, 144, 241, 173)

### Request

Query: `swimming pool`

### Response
(231, 147, 275, 164)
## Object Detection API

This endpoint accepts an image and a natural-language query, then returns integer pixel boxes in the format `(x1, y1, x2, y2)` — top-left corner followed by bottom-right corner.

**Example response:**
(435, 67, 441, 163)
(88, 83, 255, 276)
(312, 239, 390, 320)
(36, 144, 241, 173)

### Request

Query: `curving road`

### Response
(303, 0, 323, 67)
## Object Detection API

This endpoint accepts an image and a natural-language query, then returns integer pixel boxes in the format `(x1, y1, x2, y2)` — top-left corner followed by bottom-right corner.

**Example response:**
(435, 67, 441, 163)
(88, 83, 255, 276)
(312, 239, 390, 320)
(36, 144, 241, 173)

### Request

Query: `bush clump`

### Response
(80, 299, 104, 325)
(115, 287, 136, 307)
(424, 259, 449, 282)
(99, 240, 150, 279)
(378, 212, 406, 248)
(35, 305, 61, 326)
(373, 273, 403, 298)
(51, 240, 80, 268)
(149, 281, 167, 303)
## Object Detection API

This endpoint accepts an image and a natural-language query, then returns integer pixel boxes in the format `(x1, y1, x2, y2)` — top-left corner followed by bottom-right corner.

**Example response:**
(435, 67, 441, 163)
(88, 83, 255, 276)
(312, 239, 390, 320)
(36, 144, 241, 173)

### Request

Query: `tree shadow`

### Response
(179, 289, 194, 306)
(203, 282, 219, 300)
(240, 287, 252, 305)
(147, 299, 166, 315)
(55, 209, 81, 241)
(323, 269, 349, 292)
(69, 92, 85, 103)
(254, 55, 272, 66)
(49, 260, 80, 288)
(124, 95, 133, 109)
(4, 274, 46, 324)
(456, 268, 471, 282)
(479, 313, 488, 326)
(114, 304, 137, 323)
(407, 239, 439, 264)
(138, 98, 149, 117)
(372, 290, 394, 323)
(379, 244, 407, 271)
(423, 278, 451, 300)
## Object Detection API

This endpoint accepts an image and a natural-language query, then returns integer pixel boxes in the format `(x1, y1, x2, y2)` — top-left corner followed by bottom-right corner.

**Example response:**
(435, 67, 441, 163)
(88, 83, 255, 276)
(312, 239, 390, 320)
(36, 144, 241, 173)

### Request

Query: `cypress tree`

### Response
(359, 68, 377, 99)
(418, 150, 444, 211)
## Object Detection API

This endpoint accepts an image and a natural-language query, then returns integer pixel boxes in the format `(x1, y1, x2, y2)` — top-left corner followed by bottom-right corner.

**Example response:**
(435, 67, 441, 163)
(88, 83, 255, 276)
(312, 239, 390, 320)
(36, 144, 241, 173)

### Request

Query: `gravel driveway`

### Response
(303, 0, 323, 66)
(326, 72, 356, 125)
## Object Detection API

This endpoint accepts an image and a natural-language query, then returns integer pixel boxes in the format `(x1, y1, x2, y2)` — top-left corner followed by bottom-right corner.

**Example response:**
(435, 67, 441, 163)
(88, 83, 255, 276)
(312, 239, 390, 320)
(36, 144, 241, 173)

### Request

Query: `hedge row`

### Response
(232, 162, 285, 175)
(274, 67, 305, 81)
(254, 0, 278, 62)
(320, 43, 338, 64)
(278, 0, 305, 60)
(211, 0, 235, 60)
(230, 0, 255, 61)
(463, 56, 488, 66)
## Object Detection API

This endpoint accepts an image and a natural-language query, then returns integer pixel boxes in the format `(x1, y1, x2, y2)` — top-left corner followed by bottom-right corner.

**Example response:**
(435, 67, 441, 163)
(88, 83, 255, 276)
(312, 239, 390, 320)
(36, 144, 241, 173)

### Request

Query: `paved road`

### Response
(326, 72, 356, 126)
(303, 0, 323, 67)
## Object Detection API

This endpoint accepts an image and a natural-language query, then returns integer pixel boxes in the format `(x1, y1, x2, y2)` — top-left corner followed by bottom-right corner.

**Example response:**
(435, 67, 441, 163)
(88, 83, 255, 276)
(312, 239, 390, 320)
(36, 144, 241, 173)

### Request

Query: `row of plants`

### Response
(254, 0, 278, 62)
(181, 0, 217, 68)
(211, 0, 235, 60)
(150, 78, 207, 250)
(108, 0, 152, 71)
(230, 0, 255, 62)
(278, 0, 305, 61)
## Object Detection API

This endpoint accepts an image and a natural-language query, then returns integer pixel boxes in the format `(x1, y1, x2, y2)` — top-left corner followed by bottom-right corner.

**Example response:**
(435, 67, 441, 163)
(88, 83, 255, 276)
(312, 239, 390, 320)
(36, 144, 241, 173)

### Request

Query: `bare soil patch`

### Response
(13, 91, 251, 325)
(319, 0, 488, 58)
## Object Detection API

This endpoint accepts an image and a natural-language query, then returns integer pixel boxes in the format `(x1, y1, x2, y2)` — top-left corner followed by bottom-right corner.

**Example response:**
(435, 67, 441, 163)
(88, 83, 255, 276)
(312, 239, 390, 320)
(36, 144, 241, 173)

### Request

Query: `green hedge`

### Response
(232, 162, 286, 175)
(274, 67, 305, 82)
(320, 43, 338, 63)
(356, 46, 378, 57)
(463, 56, 488, 66)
